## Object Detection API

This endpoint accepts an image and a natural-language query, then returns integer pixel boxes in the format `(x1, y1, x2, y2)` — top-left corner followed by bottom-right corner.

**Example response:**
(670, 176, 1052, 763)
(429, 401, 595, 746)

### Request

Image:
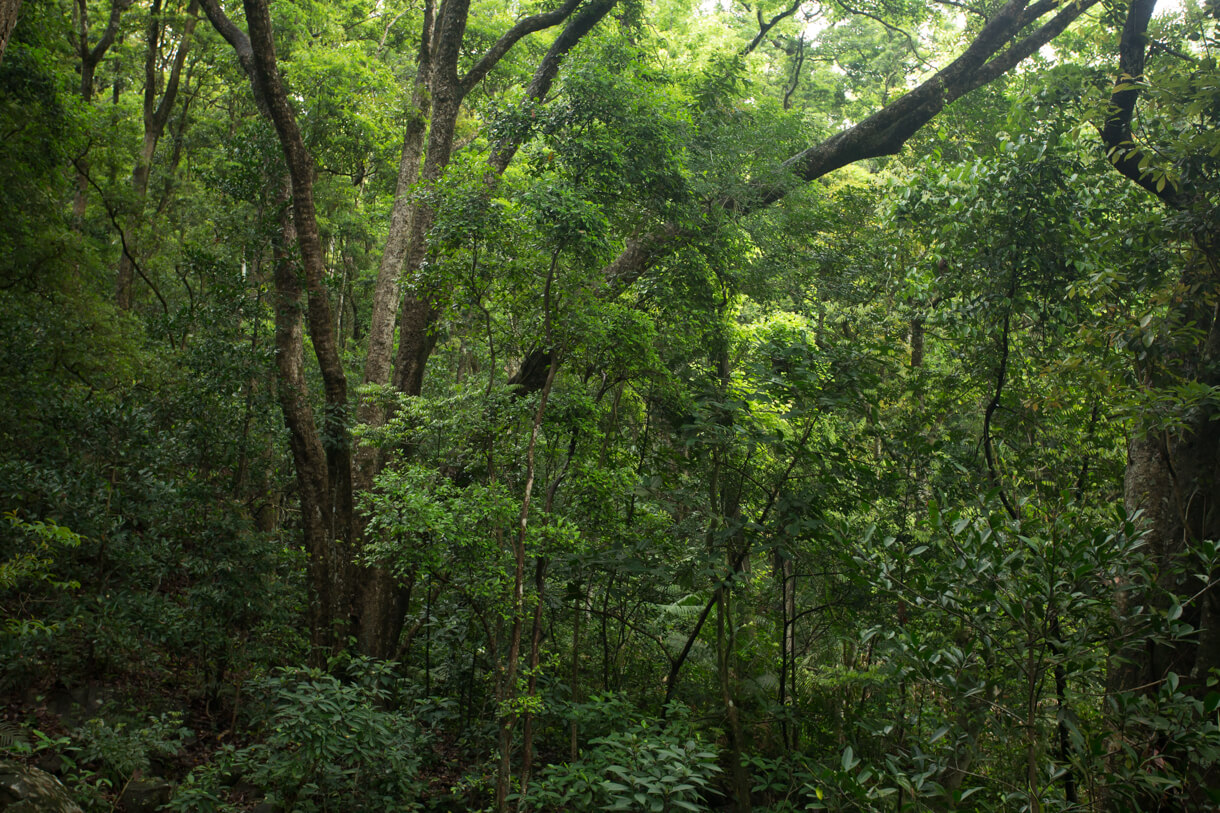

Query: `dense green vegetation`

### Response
(1, 0, 1218, 808)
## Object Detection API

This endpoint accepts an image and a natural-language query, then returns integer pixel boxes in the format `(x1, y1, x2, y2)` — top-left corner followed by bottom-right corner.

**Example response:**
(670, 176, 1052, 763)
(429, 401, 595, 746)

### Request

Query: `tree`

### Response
(113, 0, 199, 311)
(204, 0, 1109, 666)
(1098, 0, 1220, 802)
(0, 0, 20, 64)
(200, 0, 621, 657)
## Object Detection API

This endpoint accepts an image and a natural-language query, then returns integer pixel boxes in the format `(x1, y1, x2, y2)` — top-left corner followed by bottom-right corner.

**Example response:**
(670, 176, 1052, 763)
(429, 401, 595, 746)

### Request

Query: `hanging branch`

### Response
(983, 271, 1018, 521)
(783, 33, 806, 109)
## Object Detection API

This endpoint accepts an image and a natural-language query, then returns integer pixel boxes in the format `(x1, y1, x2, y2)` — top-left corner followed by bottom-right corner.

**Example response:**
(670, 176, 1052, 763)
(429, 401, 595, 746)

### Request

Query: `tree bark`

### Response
(1115, 267, 1220, 690)
(0, 0, 20, 66)
(1102, 0, 1220, 696)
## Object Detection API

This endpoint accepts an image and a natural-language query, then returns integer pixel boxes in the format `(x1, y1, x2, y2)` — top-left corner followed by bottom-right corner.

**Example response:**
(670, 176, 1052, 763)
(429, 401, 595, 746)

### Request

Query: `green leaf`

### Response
(841, 745, 855, 772)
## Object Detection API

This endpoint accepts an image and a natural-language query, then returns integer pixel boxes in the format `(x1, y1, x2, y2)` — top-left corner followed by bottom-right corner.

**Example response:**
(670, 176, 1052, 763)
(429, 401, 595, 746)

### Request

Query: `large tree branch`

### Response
(1099, 0, 1186, 208)
(460, 0, 583, 94)
(488, 0, 619, 173)
(198, 0, 257, 85)
(509, 0, 1101, 393)
(615, 0, 1100, 288)
(779, 0, 1091, 188)
(86, 0, 132, 65)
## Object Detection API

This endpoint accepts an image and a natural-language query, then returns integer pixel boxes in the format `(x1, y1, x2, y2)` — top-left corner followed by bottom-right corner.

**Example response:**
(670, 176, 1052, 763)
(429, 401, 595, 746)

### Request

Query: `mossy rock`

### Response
(0, 760, 82, 813)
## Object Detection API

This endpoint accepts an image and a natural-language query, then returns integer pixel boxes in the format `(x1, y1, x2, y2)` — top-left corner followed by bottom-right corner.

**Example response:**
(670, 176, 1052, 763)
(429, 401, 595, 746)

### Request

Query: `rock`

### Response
(0, 760, 83, 813)
(33, 751, 63, 776)
(45, 683, 113, 730)
(118, 777, 172, 813)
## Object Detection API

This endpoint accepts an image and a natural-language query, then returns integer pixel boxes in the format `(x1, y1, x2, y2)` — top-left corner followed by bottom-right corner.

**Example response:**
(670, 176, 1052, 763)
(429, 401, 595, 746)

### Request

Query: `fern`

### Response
(0, 721, 29, 752)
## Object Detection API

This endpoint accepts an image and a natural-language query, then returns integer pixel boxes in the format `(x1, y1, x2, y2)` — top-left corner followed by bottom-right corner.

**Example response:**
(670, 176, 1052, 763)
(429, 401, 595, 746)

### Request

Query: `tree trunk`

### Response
(239, 0, 354, 656)
(494, 354, 559, 813)
(717, 582, 752, 813)
(1116, 275, 1220, 693)
(777, 549, 796, 750)
(1102, 0, 1220, 699)
(0, 0, 21, 65)
(270, 178, 338, 658)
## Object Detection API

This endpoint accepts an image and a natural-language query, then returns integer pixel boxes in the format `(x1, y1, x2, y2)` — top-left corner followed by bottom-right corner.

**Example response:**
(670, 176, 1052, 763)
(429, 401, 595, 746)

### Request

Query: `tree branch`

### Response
(1099, 0, 1185, 208)
(599, 0, 1101, 293)
(741, 0, 803, 57)
(488, 0, 620, 173)
(198, 0, 257, 87)
(460, 0, 583, 94)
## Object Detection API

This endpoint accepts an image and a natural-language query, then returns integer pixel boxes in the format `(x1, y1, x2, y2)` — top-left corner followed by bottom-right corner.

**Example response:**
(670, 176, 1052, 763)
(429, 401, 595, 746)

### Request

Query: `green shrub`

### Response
(523, 713, 721, 812)
(170, 657, 425, 812)
(3, 713, 192, 812)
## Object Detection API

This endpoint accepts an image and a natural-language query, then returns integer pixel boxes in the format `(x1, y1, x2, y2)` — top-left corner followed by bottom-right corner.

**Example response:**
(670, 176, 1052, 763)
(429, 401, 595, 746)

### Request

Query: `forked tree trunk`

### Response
(116, 0, 198, 310)
(204, 0, 615, 660)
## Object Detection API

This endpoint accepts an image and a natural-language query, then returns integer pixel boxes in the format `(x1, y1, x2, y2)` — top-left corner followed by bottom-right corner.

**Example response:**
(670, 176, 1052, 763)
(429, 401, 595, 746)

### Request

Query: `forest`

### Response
(0, 0, 1218, 807)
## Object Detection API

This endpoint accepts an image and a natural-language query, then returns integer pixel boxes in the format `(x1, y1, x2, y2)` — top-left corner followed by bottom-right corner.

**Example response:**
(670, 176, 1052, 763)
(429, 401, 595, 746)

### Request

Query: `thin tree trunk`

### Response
(494, 259, 560, 813)
(777, 549, 795, 751)
(570, 581, 584, 760)
(494, 357, 559, 813)
(517, 557, 548, 804)
(116, 0, 198, 310)
(717, 580, 752, 812)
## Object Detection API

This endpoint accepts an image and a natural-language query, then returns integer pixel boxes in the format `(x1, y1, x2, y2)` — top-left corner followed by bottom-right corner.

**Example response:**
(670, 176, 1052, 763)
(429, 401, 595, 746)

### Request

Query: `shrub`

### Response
(523, 712, 720, 812)
(170, 657, 425, 812)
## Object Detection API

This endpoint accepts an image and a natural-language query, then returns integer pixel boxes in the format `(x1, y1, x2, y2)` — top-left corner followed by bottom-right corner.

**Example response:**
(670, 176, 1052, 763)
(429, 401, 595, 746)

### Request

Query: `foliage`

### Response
(522, 705, 721, 812)
(3, 713, 193, 811)
(2, 0, 1219, 810)
(169, 657, 426, 812)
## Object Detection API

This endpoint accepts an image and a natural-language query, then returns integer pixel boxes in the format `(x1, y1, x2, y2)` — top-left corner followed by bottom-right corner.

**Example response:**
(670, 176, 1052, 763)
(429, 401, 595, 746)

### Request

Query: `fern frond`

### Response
(0, 721, 29, 751)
